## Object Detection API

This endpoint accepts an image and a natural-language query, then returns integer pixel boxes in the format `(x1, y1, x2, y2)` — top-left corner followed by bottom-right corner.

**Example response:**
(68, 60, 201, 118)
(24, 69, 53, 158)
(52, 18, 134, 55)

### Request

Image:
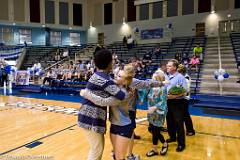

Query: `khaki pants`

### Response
(83, 129, 105, 160)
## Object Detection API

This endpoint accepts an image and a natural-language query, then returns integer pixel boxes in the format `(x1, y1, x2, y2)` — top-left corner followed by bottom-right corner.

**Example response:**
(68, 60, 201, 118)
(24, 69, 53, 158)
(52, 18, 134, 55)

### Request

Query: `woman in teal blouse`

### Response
(138, 69, 168, 157)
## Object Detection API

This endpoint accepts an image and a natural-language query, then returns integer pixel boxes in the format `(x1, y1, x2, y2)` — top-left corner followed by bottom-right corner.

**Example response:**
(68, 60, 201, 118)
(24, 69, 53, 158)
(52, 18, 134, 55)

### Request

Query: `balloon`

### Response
(223, 73, 229, 78)
(5, 65, 11, 74)
(218, 75, 224, 81)
(214, 75, 218, 79)
(218, 69, 225, 74)
(214, 70, 219, 76)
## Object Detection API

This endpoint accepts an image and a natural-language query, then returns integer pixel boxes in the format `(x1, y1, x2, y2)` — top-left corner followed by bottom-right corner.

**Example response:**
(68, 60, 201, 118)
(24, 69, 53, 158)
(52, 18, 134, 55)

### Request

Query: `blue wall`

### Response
(0, 24, 87, 45)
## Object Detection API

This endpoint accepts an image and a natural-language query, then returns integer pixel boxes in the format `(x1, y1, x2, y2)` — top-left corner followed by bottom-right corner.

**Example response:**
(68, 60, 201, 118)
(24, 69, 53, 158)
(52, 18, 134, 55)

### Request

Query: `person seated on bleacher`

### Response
(189, 55, 200, 72)
(193, 44, 203, 62)
(181, 53, 190, 69)
(55, 49, 61, 61)
(143, 50, 153, 65)
(62, 64, 72, 81)
(43, 69, 55, 85)
(55, 65, 64, 80)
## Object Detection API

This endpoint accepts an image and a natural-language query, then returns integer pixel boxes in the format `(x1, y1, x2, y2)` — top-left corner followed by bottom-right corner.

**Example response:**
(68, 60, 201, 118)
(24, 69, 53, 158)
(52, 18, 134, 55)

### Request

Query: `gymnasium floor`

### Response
(0, 92, 240, 160)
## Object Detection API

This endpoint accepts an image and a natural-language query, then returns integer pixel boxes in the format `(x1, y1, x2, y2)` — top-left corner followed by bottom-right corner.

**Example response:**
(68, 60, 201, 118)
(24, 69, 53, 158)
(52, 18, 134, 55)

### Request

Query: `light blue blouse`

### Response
(138, 86, 168, 127)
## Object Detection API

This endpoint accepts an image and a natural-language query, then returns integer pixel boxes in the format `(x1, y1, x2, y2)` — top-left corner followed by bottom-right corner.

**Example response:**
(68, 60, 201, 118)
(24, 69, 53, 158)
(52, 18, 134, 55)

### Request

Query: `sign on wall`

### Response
(141, 28, 163, 39)
(15, 71, 30, 85)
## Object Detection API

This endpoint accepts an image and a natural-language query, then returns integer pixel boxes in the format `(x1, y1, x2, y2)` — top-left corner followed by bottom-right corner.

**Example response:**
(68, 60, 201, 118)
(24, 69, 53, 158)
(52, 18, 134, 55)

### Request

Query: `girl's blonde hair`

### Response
(178, 64, 187, 74)
(152, 69, 165, 81)
(122, 64, 135, 86)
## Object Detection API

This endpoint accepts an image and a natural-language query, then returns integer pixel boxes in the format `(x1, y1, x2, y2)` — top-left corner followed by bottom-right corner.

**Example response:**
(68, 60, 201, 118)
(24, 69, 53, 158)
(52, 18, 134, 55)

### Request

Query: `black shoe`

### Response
(186, 131, 195, 136)
(160, 143, 168, 155)
(166, 138, 176, 143)
(134, 134, 141, 140)
(160, 127, 168, 132)
(176, 145, 185, 152)
(237, 80, 240, 83)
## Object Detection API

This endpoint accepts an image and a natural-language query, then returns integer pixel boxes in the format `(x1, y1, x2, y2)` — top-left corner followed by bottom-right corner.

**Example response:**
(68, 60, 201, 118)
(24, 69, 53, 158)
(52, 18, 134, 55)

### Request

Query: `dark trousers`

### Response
(43, 77, 53, 85)
(1, 74, 8, 86)
(167, 99, 185, 146)
(183, 99, 195, 133)
(150, 124, 165, 145)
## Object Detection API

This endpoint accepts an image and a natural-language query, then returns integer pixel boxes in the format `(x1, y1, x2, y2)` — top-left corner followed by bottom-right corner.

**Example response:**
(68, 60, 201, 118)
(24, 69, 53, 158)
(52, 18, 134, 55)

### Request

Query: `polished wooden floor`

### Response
(0, 95, 239, 160)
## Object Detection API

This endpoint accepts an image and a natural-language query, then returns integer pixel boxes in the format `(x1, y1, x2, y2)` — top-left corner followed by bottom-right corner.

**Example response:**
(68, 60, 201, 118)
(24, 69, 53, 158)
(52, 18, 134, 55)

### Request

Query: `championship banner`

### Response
(15, 71, 30, 85)
(141, 28, 163, 39)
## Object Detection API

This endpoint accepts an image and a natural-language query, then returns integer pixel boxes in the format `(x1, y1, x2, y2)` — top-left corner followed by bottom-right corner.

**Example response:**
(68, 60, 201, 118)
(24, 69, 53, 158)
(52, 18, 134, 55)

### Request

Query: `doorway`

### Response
(196, 23, 205, 36)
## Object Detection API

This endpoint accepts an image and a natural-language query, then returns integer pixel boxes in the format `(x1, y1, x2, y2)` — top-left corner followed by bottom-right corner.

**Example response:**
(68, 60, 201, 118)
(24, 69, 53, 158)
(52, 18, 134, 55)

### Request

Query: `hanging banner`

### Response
(141, 28, 163, 39)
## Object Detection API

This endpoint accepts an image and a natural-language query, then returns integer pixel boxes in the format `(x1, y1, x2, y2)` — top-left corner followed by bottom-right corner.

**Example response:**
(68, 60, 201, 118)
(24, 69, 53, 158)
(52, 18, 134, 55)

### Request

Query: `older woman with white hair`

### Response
(138, 69, 168, 157)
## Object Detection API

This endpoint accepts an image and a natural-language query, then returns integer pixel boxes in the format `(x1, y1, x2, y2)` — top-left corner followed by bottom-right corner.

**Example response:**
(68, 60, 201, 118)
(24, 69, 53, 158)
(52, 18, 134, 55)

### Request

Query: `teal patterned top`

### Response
(138, 86, 168, 127)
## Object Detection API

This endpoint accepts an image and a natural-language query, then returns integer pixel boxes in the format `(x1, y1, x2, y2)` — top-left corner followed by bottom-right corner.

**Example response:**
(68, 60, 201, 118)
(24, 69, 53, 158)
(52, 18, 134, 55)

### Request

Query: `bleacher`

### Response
(189, 36, 207, 95)
(18, 36, 207, 96)
(230, 33, 240, 65)
(20, 45, 94, 70)
(21, 46, 57, 69)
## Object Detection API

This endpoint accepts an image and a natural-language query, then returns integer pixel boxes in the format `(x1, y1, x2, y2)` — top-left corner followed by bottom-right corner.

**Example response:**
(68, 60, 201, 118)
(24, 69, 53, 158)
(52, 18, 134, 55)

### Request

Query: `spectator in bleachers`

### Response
(143, 50, 153, 65)
(62, 49, 69, 59)
(189, 55, 200, 72)
(181, 53, 190, 69)
(193, 44, 203, 62)
(55, 49, 61, 61)
(154, 46, 161, 62)
(178, 64, 195, 136)
(55, 65, 63, 80)
(43, 69, 55, 85)
(174, 52, 182, 63)
(24, 41, 27, 47)
(127, 35, 134, 49)
(123, 36, 127, 46)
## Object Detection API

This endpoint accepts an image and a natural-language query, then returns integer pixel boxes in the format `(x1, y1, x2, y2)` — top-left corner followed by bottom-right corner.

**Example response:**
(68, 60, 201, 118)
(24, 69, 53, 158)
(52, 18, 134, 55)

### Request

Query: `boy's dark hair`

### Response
(94, 49, 112, 70)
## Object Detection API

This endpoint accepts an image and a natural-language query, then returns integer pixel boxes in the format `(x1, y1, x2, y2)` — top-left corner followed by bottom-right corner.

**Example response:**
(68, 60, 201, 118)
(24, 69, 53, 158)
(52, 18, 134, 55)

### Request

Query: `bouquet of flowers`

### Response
(168, 85, 186, 95)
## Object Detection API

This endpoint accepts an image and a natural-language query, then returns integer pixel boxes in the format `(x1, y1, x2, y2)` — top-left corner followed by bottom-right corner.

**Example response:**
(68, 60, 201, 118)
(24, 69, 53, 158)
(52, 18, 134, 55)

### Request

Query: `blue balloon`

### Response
(214, 75, 218, 79)
(34, 68, 39, 73)
(223, 73, 229, 78)
(5, 65, 11, 74)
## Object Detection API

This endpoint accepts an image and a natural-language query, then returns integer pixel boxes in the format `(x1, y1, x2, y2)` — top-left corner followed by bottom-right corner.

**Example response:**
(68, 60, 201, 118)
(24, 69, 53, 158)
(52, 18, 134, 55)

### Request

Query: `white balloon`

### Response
(214, 70, 219, 76)
(218, 69, 225, 75)
(218, 75, 224, 81)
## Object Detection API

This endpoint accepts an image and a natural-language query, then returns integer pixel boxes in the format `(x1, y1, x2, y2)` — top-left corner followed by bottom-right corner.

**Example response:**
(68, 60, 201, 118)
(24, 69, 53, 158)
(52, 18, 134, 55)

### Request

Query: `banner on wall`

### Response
(15, 71, 30, 85)
(141, 28, 163, 39)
